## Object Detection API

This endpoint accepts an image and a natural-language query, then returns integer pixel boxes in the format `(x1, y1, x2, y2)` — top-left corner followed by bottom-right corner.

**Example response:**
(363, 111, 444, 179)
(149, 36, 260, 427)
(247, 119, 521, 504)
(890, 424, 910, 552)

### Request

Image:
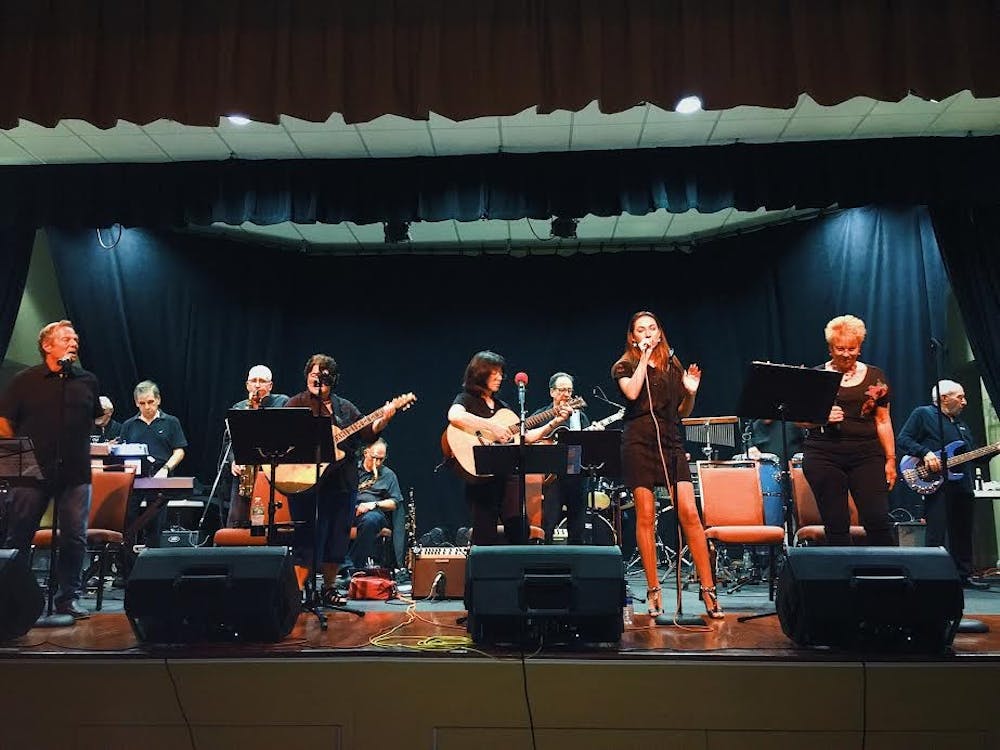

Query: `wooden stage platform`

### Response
(3, 604, 1000, 749)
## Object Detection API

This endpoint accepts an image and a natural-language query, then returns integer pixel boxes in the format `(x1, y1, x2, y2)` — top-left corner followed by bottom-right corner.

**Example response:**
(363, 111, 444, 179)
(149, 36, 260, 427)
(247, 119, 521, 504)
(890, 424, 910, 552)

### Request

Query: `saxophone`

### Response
(237, 388, 262, 498)
(404, 486, 416, 572)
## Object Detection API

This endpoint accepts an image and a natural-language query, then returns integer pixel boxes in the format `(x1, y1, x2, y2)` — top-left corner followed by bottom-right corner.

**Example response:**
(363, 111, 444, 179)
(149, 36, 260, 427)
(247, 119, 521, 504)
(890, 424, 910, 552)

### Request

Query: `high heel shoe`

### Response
(700, 586, 724, 619)
(646, 587, 662, 618)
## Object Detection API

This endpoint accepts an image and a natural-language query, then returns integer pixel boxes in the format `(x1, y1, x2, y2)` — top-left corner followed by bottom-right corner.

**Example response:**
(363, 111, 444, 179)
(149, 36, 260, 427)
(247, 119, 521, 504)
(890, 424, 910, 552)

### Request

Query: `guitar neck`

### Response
(948, 442, 1000, 468)
(336, 408, 385, 442)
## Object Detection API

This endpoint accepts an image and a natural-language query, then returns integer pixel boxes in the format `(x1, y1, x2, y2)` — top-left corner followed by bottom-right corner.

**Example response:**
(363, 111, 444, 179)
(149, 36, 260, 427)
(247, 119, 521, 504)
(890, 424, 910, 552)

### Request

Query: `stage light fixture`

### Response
(384, 220, 411, 243)
(674, 95, 703, 114)
(550, 216, 578, 239)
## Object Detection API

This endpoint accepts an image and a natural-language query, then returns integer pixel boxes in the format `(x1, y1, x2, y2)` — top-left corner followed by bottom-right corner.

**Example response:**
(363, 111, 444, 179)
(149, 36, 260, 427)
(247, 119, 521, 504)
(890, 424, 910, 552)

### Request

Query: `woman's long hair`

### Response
(462, 350, 505, 397)
(620, 311, 681, 371)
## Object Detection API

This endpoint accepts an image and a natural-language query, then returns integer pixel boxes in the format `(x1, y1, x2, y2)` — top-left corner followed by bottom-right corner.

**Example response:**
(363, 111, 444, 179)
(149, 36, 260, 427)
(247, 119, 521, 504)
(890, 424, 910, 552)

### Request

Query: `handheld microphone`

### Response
(57, 356, 74, 370)
(318, 369, 335, 387)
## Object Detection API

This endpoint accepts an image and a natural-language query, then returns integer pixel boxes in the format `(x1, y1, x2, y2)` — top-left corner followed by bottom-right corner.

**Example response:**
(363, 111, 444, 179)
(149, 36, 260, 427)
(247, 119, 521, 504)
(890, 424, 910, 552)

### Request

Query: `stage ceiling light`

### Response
(550, 216, 578, 239)
(384, 220, 411, 243)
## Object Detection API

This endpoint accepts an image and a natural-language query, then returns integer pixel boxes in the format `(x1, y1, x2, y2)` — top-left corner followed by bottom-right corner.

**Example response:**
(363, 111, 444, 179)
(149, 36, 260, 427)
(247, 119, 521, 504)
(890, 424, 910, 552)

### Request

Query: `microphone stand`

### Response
(37, 360, 76, 627)
(656, 452, 703, 626)
(517, 382, 528, 545)
(930, 339, 989, 634)
(195, 424, 231, 540)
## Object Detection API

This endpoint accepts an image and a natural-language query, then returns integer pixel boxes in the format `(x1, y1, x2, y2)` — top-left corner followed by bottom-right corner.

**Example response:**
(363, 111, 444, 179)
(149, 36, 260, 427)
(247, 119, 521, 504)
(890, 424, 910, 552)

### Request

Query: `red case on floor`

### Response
(348, 572, 397, 601)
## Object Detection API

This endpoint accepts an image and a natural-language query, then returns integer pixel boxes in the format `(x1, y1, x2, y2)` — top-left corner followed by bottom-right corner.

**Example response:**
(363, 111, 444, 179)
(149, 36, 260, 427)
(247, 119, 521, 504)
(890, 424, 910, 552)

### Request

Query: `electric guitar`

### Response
(441, 396, 587, 480)
(899, 439, 1000, 495)
(547, 408, 625, 437)
(264, 393, 416, 494)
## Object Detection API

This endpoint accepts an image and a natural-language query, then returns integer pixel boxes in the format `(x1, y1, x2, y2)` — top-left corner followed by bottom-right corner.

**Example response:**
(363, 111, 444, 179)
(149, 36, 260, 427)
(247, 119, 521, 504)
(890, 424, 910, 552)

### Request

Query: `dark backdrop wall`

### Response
(47, 205, 948, 537)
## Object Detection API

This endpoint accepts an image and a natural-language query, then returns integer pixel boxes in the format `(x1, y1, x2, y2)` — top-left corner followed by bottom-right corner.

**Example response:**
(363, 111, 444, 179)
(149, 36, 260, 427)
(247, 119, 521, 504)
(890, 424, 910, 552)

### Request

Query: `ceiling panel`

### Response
(6, 91, 1000, 253)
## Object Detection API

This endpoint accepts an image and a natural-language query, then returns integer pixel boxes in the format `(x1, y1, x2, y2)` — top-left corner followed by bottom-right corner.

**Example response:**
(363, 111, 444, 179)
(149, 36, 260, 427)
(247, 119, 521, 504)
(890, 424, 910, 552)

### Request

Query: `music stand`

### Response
(558, 430, 622, 540)
(227, 408, 354, 629)
(473, 444, 578, 543)
(735, 361, 840, 623)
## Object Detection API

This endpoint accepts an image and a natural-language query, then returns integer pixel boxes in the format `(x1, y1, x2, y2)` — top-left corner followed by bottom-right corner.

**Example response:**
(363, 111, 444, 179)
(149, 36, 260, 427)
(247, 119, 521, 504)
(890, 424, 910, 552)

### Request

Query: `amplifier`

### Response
(411, 546, 469, 599)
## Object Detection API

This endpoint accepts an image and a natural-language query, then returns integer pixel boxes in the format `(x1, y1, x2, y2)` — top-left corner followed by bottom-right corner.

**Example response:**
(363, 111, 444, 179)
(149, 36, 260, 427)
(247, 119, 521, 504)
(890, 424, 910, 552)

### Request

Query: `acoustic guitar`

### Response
(441, 396, 586, 480)
(264, 393, 416, 494)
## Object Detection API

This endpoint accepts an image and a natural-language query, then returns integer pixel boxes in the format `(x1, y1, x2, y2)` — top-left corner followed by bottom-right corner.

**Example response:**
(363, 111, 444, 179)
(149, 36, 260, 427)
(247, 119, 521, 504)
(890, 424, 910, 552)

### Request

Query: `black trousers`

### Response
(541, 475, 586, 544)
(802, 440, 895, 547)
(466, 476, 526, 545)
(924, 483, 975, 577)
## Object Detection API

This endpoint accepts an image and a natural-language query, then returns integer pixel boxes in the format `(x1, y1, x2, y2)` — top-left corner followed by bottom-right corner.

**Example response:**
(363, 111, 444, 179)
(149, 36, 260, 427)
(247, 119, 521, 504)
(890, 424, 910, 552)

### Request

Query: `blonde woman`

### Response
(800, 314, 896, 546)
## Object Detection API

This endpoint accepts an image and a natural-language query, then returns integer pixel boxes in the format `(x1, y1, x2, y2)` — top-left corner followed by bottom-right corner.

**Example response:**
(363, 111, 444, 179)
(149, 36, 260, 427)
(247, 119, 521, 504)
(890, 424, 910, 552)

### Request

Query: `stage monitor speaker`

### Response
(464, 545, 624, 646)
(0, 549, 43, 641)
(776, 547, 963, 653)
(124, 546, 300, 643)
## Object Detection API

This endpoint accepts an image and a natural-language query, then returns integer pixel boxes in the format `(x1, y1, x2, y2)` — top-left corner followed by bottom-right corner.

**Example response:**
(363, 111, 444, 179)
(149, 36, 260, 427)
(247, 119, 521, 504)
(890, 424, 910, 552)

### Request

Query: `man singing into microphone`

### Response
(225, 364, 290, 527)
(284, 354, 397, 603)
(0, 320, 103, 620)
(446, 351, 570, 545)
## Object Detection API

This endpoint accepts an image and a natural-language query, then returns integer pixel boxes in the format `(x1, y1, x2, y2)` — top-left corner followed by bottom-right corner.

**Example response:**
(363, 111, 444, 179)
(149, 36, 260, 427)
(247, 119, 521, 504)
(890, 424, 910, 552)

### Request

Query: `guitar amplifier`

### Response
(411, 546, 469, 599)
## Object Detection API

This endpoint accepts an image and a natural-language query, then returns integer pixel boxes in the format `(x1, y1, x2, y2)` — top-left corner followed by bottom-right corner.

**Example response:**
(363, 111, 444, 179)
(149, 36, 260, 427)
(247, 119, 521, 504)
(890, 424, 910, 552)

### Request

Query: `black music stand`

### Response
(735, 361, 840, 623)
(558, 430, 622, 541)
(473, 444, 579, 544)
(227, 408, 357, 629)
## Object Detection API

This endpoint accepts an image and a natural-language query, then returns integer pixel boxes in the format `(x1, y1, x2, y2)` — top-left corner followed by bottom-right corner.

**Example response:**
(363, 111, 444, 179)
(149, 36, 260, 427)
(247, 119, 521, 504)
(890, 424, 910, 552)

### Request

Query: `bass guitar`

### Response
(899, 439, 1000, 495)
(442, 396, 586, 480)
(264, 392, 417, 494)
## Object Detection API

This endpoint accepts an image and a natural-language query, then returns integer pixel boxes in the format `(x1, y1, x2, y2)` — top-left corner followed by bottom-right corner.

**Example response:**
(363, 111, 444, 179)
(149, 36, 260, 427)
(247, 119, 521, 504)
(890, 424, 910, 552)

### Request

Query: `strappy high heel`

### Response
(700, 586, 724, 619)
(646, 587, 663, 618)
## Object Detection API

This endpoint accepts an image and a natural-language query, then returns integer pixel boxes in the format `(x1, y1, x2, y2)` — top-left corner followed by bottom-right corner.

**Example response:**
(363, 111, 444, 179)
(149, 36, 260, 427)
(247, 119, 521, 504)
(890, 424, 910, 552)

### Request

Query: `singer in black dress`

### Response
(611, 311, 722, 620)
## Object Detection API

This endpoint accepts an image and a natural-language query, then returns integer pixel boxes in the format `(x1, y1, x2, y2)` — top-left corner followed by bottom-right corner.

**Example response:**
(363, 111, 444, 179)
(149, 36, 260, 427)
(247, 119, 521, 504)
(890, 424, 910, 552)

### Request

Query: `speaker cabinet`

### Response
(124, 546, 300, 643)
(464, 545, 624, 646)
(0, 549, 43, 641)
(776, 547, 963, 653)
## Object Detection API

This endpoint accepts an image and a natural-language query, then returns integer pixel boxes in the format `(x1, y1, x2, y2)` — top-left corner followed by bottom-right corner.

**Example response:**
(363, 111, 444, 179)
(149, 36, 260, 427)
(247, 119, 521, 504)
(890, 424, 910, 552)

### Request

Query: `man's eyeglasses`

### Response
(553, 387, 574, 394)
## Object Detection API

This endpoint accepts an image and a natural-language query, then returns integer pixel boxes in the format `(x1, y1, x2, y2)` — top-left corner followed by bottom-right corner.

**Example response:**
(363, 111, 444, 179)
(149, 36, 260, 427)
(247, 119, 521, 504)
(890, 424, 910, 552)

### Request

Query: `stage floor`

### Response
(5, 571, 1000, 660)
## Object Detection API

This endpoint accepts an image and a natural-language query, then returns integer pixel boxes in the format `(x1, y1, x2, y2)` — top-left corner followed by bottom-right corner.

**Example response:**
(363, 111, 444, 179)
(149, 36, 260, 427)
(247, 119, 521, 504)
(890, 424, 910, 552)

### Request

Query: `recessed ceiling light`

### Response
(226, 115, 252, 126)
(674, 96, 703, 114)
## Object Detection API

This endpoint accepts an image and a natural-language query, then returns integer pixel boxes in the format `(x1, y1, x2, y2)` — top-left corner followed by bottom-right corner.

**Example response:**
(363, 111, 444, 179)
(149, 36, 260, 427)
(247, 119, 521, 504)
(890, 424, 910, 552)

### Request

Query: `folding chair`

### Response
(697, 461, 786, 600)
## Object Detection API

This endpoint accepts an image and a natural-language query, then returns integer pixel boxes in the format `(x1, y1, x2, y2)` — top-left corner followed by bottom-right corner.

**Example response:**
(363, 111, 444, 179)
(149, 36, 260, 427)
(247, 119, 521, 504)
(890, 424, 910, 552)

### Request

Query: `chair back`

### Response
(90, 468, 136, 531)
(697, 461, 765, 527)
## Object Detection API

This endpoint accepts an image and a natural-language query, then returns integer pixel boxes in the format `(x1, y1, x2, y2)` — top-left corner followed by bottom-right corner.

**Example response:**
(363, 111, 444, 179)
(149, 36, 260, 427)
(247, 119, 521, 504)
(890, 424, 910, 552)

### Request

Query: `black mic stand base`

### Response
(958, 618, 989, 634)
(35, 612, 75, 628)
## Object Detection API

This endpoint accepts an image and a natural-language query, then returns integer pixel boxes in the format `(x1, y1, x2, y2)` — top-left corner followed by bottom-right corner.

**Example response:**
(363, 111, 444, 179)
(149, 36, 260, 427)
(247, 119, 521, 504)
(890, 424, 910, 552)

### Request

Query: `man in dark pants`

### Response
(532, 372, 593, 544)
(119, 380, 187, 567)
(346, 437, 402, 573)
(0, 320, 103, 620)
(897, 379, 989, 590)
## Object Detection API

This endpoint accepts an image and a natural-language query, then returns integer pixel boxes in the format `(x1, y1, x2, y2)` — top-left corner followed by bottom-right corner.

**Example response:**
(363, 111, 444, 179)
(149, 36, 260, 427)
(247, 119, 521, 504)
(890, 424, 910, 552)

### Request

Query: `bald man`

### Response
(226, 364, 290, 527)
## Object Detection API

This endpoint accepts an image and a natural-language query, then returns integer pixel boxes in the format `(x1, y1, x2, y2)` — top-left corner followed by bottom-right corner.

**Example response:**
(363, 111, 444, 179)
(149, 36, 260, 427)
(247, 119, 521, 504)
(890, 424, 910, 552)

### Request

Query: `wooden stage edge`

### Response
(5, 608, 1000, 749)
(5, 607, 1000, 660)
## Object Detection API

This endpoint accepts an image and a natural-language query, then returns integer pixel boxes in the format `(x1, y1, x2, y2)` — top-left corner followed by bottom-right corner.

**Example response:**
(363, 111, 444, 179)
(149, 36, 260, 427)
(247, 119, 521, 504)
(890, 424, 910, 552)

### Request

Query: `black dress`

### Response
(611, 357, 691, 490)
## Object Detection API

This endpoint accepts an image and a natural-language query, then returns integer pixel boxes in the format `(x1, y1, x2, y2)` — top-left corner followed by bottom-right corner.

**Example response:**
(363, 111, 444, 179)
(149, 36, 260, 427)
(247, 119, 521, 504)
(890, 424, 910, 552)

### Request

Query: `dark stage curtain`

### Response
(929, 204, 1000, 413)
(0, 227, 35, 362)
(1, 1, 997, 129)
(4, 137, 1000, 229)
(47, 205, 946, 535)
